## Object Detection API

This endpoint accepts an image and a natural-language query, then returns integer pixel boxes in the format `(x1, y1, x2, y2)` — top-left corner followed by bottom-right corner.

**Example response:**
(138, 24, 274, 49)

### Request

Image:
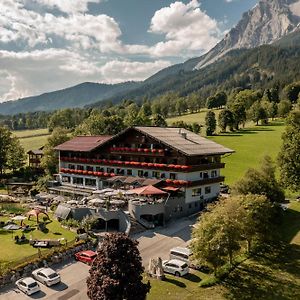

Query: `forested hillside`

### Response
(90, 31, 300, 108)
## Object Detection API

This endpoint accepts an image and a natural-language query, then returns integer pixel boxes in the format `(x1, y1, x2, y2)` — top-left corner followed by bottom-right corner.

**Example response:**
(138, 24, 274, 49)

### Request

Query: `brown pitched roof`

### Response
(55, 136, 112, 152)
(134, 127, 234, 156)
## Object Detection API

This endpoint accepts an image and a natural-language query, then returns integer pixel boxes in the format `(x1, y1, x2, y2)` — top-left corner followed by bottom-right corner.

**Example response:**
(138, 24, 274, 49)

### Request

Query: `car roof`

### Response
(80, 250, 97, 256)
(21, 277, 36, 284)
(170, 247, 192, 255)
(167, 259, 188, 266)
(39, 268, 56, 276)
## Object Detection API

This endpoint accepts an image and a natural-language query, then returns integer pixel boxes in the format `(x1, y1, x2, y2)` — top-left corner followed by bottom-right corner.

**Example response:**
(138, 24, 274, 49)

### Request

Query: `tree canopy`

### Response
(87, 233, 150, 300)
(278, 110, 300, 192)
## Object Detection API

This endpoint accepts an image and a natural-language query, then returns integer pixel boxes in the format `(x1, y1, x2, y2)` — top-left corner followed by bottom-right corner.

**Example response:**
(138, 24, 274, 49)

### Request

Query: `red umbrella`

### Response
(130, 185, 168, 196)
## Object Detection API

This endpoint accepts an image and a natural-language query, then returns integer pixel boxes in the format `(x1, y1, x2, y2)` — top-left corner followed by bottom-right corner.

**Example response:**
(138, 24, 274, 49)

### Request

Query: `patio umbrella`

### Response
(110, 200, 125, 206)
(11, 216, 27, 226)
(67, 200, 78, 205)
(93, 188, 114, 194)
(89, 199, 106, 205)
(53, 195, 65, 202)
(130, 185, 168, 196)
(3, 224, 21, 238)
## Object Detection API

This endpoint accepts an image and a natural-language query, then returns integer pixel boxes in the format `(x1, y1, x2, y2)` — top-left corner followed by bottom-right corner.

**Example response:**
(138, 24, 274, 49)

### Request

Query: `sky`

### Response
(0, 0, 257, 103)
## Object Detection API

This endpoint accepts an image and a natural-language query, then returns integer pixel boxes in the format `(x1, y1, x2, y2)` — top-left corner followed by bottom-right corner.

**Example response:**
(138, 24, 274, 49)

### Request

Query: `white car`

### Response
(162, 259, 189, 277)
(15, 277, 40, 295)
(32, 267, 61, 286)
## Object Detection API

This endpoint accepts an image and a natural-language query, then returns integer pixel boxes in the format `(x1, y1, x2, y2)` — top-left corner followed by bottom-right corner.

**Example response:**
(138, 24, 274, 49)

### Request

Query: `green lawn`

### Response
(19, 134, 50, 152)
(147, 201, 300, 299)
(210, 121, 285, 186)
(13, 128, 49, 138)
(167, 109, 221, 126)
(0, 214, 76, 267)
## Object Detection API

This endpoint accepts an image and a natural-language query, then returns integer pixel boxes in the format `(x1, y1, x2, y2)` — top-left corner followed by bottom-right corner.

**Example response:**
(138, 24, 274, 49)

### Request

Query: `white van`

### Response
(169, 247, 192, 264)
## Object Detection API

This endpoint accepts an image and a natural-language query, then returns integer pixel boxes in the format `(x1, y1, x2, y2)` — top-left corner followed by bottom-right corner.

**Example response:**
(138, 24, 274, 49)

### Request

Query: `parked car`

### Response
(15, 277, 40, 295)
(75, 250, 97, 264)
(162, 259, 189, 277)
(32, 267, 61, 286)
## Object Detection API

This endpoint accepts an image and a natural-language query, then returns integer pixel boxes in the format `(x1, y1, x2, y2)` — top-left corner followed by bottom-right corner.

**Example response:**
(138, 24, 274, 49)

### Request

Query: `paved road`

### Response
(0, 217, 195, 300)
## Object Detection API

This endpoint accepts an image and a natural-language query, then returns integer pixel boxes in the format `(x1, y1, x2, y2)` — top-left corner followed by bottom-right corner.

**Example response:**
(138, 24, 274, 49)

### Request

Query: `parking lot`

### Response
(0, 217, 194, 299)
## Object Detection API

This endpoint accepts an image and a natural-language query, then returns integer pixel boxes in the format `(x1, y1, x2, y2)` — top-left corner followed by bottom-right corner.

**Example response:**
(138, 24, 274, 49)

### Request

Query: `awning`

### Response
(130, 185, 168, 196)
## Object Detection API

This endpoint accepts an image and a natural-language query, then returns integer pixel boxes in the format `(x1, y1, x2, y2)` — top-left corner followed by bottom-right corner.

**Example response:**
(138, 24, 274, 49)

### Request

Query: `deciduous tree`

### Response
(278, 111, 300, 192)
(205, 111, 216, 136)
(87, 233, 150, 300)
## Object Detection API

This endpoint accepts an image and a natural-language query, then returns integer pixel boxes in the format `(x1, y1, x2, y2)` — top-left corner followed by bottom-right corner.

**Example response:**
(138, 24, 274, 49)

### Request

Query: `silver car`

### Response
(16, 277, 40, 295)
(32, 267, 61, 286)
(162, 259, 189, 277)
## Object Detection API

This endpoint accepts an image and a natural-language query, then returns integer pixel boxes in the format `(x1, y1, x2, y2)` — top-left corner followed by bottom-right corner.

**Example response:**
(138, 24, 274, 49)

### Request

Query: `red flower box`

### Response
(138, 148, 143, 152)
(125, 161, 131, 166)
(151, 149, 157, 153)
(175, 165, 182, 170)
(168, 164, 175, 169)
(158, 149, 164, 154)
(144, 149, 150, 153)
(147, 163, 154, 168)
(110, 173, 116, 177)
(173, 180, 180, 185)
(103, 172, 109, 177)
(165, 179, 173, 184)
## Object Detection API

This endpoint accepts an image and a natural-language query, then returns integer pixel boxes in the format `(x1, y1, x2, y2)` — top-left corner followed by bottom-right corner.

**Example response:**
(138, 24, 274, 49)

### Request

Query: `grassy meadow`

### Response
(210, 121, 285, 185)
(13, 128, 50, 152)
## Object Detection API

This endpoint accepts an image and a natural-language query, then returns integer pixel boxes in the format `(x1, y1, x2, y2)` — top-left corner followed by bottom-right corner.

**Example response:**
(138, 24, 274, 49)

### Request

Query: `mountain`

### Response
(88, 29, 300, 109)
(2, 0, 300, 115)
(195, 0, 300, 69)
(0, 81, 139, 115)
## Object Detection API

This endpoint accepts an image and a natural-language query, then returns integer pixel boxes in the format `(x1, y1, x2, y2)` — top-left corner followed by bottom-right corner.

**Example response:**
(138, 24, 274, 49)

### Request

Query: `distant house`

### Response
(27, 146, 44, 169)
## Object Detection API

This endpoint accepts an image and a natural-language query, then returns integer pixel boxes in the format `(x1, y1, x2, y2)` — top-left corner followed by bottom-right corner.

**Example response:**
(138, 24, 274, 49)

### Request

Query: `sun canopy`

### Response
(130, 185, 168, 196)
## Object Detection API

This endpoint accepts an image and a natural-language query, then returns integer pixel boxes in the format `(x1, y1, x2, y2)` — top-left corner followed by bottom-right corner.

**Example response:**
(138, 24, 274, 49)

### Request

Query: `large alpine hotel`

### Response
(54, 126, 233, 224)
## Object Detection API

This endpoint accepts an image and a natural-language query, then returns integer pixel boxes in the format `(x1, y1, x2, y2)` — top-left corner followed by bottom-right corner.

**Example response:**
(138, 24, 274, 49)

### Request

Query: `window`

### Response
(68, 164, 75, 169)
(195, 202, 198, 207)
(170, 173, 177, 180)
(152, 171, 160, 178)
(96, 167, 103, 172)
(127, 169, 133, 176)
(86, 166, 93, 171)
(77, 165, 84, 171)
(199, 172, 203, 179)
(211, 170, 217, 178)
(192, 188, 201, 197)
(203, 172, 209, 179)
(205, 186, 211, 194)
(85, 178, 96, 187)
(188, 204, 192, 209)
(107, 168, 115, 173)
(138, 170, 143, 177)
(73, 177, 83, 185)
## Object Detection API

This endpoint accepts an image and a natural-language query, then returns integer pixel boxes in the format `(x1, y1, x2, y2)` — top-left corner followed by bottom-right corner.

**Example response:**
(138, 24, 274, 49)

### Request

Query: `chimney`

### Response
(181, 132, 187, 139)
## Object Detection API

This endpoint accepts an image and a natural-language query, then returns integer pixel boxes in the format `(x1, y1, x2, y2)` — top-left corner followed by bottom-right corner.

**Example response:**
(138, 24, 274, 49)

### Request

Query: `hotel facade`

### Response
(54, 127, 233, 224)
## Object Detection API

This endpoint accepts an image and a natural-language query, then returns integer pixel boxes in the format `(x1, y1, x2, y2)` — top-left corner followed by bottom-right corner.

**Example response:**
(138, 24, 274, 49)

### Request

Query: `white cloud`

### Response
(32, 0, 102, 14)
(0, 49, 171, 102)
(0, 1, 122, 51)
(147, 0, 221, 57)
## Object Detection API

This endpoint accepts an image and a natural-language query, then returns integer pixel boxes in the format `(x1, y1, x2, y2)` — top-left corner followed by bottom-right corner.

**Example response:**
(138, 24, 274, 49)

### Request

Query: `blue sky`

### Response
(0, 0, 257, 102)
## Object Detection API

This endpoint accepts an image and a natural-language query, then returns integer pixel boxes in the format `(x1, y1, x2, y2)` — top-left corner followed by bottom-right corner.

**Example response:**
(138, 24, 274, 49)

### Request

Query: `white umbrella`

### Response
(53, 195, 65, 202)
(110, 200, 125, 206)
(89, 199, 106, 205)
(11, 216, 27, 221)
(67, 200, 78, 205)
(93, 188, 114, 194)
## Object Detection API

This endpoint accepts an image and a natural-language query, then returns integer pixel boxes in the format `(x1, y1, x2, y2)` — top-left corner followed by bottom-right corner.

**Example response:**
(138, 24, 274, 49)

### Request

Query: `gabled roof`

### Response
(55, 136, 112, 152)
(133, 127, 234, 156)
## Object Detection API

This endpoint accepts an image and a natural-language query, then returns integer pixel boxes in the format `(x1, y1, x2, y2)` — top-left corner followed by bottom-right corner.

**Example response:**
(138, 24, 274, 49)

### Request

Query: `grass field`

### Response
(210, 121, 285, 186)
(167, 109, 221, 126)
(12, 128, 50, 152)
(13, 128, 49, 138)
(147, 201, 300, 299)
(0, 213, 76, 266)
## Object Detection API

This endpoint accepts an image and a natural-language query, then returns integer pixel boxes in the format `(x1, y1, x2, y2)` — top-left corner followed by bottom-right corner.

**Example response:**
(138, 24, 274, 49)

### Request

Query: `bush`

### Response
(199, 276, 220, 288)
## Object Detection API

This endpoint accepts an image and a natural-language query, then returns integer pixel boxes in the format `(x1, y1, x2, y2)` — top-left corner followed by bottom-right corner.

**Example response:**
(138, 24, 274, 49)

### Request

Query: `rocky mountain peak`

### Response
(195, 0, 300, 69)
